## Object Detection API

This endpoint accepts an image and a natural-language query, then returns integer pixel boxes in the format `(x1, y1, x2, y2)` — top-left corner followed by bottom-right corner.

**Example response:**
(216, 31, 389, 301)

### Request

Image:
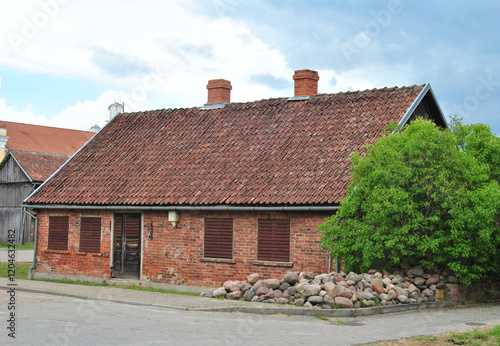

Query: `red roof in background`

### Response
(0, 121, 94, 156)
(10, 151, 69, 182)
(27, 85, 425, 206)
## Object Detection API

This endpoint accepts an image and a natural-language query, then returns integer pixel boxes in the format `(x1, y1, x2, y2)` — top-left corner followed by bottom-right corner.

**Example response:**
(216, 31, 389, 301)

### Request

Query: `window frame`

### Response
(203, 218, 233, 259)
(79, 216, 102, 253)
(257, 219, 290, 262)
(48, 215, 69, 251)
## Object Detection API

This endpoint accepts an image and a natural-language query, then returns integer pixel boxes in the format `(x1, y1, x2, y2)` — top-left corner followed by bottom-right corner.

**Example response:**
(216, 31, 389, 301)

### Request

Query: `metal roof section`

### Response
(399, 83, 447, 128)
(199, 102, 226, 110)
(287, 96, 310, 101)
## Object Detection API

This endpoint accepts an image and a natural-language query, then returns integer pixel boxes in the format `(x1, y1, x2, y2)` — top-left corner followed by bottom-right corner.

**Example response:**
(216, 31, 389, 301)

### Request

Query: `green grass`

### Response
(0, 242, 34, 249)
(31, 278, 200, 296)
(0, 262, 31, 280)
(447, 325, 500, 345)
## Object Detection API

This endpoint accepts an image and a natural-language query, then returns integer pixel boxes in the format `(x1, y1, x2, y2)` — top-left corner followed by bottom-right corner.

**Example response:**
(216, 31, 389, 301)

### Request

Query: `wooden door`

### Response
(113, 214, 141, 279)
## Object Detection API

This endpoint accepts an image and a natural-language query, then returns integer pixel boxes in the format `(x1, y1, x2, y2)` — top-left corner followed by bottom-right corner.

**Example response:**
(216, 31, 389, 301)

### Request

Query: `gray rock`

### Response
(345, 280, 356, 286)
(294, 298, 305, 306)
(335, 296, 354, 308)
(262, 279, 281, 289)
(428, 295, 436, 302)
(324, 282, 337, 297)
(256, 286, 271, 296)
(323, 295, 335, 306)
(239, 282, 252, 292)
(304, 301, 314, 308)
(283, 271, 299, 285)
(379, 293, 389, 301)
(363, 299, 375, 307)
(409, 298, 417, 304)
(398, 295, 409, 304)
(247, 273, 260, 285)
(346, 272, 362, 283)
(287, 286, 297, 296)
(422, 288, 434, 297)
(413, 277, 425, 286)
(409, 292, 419, 300)
(430, 284, 437, 292)
(223, 280, 241, 292)
(328, 276, 337, 284)
(447, 275, 458, 284)
(276, 297, 289, 304)
(364, 274, 373, 283)
(412, 267, 424, 276)
(312, 278, 322, 285)
(251, 295, 261, 302)
(302, 284, 321, 298)
(296, 281, 308, 294)
(273, 289, 283, 298)
(305, 272, 315, 280)
(213, 287, 227, 298)
(279, 282, 290, 292)
(387, 289, 397, 300)
(243, 288, 256, 301)
(308, 296, 324, 305)
(362, 292, 375, 300)
(354, 301, 362, 309)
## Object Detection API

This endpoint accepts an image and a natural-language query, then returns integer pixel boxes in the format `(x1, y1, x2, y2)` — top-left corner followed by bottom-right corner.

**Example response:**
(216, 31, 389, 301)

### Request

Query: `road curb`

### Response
(2, 284, 457, 317)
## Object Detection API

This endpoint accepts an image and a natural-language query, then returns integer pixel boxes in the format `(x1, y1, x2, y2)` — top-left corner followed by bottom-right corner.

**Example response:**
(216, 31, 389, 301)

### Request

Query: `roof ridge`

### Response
(10, 150, 70, 158)
(0, 120, 94, 134)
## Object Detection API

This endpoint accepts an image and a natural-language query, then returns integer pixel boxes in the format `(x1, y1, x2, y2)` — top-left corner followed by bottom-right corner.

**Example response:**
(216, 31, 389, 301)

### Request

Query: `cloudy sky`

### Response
(0, 0, 499, 134)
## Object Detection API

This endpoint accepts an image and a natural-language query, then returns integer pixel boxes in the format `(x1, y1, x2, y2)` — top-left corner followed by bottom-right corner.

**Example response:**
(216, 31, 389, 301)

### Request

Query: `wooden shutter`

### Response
(258, 219, 290, 262)
(48, 216, 69, 251)
(204, 218, 233, 259)
(79, 217, 101, 253)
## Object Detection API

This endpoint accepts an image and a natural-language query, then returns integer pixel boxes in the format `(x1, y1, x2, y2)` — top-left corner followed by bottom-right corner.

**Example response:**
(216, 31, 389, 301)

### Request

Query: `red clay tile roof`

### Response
(10, 151, 69, 182)
(27, 85, 425, 206)
(0, 121, 94, 156)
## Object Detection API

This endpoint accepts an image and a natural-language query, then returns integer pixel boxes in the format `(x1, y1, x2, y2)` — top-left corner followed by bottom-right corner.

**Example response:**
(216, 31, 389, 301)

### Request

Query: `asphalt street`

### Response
(1, 291, 499, 345)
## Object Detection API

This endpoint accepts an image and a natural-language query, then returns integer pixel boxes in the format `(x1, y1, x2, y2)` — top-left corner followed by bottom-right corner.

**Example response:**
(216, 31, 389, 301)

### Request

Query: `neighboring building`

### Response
(25, 70, 447, 288)
(0, 121, 94, 243)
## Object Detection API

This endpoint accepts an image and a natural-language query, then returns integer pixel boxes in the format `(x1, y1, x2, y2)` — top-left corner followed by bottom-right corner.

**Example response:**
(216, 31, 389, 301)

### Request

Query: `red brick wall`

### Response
(35, 210, 113, 280)
(34, 209, 333, 287)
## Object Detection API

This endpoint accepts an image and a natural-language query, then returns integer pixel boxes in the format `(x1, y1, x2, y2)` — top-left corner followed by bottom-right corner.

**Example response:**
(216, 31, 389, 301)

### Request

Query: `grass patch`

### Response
(366, 325, 500, 345)
(0, 262, 31, 280)
(0, 242, 34, 249)
(314, 313, 329, 321)
(31, 278, 200, 296)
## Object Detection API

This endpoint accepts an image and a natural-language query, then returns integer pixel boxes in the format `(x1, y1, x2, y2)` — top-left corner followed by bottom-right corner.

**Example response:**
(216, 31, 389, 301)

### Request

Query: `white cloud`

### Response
(0, 89, 153, 131)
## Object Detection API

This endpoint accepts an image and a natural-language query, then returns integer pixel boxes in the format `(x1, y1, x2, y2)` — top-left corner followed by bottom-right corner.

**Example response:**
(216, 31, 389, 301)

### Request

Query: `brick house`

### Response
(0, 122, 94, 243)
(24, 70, 447, 288)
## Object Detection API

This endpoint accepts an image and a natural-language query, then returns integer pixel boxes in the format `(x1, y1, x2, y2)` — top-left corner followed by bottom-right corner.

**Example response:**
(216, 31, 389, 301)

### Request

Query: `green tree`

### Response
(319, 118, 500, 285)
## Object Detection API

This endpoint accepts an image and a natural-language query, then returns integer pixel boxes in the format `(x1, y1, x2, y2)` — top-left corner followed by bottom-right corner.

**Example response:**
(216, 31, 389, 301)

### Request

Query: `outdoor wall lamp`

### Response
(148, 221, 154, 240)
(168, 211, 180, 228)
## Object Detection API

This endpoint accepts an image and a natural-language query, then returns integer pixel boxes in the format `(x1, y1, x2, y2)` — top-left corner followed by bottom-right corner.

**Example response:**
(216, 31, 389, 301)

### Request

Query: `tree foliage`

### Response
(319, 118, 500, 285)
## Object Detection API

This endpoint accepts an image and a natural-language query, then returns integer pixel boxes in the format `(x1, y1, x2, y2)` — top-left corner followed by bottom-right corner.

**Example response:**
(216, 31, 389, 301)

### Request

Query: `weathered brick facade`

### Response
(34, 209, 333, 287)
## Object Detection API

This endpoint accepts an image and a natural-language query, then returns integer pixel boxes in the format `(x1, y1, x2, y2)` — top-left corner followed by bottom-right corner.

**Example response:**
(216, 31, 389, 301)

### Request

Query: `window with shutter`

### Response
(79, 217, 101, 253)
(48, 216, 69, 251)
(204, 218, 233, 259)
(258, 219, 290, 262)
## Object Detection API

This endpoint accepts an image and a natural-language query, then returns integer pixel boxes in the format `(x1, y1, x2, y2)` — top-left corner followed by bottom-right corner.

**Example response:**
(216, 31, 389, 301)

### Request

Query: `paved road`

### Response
(1, 291, 499, 345)
(0, 249, 34, 262)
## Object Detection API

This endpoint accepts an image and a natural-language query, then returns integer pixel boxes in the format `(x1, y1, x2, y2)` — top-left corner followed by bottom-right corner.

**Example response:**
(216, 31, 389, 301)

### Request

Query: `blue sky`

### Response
(0, 0, 498, 134)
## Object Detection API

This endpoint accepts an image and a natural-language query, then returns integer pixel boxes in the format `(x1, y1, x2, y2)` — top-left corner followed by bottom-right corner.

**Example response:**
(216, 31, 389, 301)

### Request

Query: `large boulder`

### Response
(324, 282, 338, 297)
(256, 286, 271, 296)
(283, 271, 299, 285)
(307, 296, 324, 305)
(302, 284, 321, 298)
(335, 296, 354, 308)
(243, 288, 256, 301)
(370, 278, 385, 295)
(337, 285, 353, 299)
(228, 290, 243, 300)
(262, 279, 281, 289)
(223, 280, 241, 292)
(247, 273, 260, 285)
(346, 272, 362, 283)
(213, 287, 227, 298)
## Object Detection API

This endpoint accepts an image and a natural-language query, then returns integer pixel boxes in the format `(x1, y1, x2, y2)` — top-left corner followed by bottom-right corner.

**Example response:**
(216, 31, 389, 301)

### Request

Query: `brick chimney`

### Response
(206, 79, 232, 105)
(293, 69, 319, 97)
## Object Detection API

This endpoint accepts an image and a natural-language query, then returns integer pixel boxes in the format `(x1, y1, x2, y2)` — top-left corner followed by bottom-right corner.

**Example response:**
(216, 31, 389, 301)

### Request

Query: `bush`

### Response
(320, 119, 500, 285)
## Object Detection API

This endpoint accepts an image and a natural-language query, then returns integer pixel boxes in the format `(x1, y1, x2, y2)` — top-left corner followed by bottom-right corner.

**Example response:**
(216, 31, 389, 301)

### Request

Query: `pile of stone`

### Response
(201, 265, 459, 308)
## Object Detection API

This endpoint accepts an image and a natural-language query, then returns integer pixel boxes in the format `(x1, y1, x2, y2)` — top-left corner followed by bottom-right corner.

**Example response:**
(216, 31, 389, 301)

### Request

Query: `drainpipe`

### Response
(24, 209, 38, 280)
